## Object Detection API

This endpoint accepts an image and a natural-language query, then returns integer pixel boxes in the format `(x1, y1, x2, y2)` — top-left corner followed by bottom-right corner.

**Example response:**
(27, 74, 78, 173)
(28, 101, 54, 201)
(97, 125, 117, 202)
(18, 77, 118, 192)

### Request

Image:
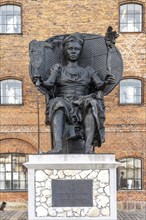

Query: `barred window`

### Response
(0, 154, 28, 191)
(120, 3, 142, 32)
(117, 158, 142, 190)
(120, 79, 142, 104)
(0, 5, 21, 34)
(0, 79, 22, 105)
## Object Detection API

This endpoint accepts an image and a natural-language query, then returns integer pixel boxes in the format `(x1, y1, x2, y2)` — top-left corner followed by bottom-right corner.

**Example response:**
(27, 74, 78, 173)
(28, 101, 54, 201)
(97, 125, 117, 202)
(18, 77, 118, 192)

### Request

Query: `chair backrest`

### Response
(29, 33, 123, 96)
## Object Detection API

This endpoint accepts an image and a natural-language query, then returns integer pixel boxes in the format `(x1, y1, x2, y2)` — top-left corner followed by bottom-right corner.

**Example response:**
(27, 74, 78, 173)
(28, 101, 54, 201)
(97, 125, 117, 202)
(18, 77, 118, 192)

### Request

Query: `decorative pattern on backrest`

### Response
(29, 33, 123, 95)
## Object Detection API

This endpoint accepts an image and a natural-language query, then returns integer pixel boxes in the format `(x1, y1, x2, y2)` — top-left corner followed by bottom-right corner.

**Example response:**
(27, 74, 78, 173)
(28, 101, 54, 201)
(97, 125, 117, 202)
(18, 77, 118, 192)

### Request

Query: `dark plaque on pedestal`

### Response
(52, 179, 93, 207)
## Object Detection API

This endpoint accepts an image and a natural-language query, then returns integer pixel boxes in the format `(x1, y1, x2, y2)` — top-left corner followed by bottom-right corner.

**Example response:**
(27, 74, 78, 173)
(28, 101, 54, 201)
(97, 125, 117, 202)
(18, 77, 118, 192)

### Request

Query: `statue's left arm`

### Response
(89, 67, 115, 92)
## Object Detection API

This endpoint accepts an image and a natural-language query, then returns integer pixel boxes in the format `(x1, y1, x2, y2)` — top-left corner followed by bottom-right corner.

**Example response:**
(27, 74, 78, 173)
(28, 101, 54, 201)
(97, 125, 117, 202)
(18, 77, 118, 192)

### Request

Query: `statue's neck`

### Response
(67, 61, 78, 67)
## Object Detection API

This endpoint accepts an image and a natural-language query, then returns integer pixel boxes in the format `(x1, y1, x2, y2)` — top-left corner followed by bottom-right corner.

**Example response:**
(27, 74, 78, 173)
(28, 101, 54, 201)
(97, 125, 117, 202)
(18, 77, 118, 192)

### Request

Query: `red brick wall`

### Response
(0, 138, 37, 154)
(0, 191, 28, 203)
(0, 0, 145, 208)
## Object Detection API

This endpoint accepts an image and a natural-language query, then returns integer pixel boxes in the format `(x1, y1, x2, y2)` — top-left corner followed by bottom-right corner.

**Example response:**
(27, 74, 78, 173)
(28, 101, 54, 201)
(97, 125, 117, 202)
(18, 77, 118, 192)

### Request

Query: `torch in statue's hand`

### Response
(105, 74, 115, 85)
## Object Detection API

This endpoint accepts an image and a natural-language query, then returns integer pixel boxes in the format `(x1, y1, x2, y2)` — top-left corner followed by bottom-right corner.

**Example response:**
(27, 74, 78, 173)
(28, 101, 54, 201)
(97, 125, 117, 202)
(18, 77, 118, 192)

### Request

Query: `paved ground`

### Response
(0, 210, 145, 220)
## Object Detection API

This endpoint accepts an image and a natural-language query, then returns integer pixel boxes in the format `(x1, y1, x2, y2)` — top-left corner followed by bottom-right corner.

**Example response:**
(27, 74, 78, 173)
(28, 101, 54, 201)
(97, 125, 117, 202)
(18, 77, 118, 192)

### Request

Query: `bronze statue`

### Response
(29, 28, 123, 154)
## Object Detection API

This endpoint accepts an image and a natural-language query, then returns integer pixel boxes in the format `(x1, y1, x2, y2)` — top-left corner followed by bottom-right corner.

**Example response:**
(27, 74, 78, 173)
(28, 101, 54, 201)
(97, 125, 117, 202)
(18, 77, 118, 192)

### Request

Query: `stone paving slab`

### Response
(0, 210, 145, 220)
(118, 210, 146, 220)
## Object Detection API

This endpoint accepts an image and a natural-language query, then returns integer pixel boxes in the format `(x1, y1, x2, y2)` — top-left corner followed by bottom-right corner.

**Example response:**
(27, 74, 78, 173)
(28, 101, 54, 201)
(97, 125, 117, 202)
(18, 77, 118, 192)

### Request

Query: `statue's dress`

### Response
(44, 64, 105, 147)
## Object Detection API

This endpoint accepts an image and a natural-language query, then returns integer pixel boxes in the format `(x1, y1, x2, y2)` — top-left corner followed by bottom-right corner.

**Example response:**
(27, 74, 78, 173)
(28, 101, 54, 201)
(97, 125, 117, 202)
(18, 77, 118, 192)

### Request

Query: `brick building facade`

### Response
(0, 0, 146, 210)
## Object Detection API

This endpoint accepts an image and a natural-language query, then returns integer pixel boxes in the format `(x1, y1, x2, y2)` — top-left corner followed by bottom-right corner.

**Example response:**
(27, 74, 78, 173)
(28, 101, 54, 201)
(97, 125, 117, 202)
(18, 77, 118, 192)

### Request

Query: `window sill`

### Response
(119, 31, 143, 34)
(118, 189, 143, 192)
(0, 104, 24, 106)
(118, 103, 143, 106)
(0, 190, 28, 192)
(0, 189, 28, 193)
(0, 33, 23, 35)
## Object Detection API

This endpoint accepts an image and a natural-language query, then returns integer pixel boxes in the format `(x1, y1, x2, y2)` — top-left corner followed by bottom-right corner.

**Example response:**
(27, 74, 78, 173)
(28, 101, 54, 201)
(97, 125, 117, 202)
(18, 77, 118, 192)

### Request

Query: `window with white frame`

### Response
(120, 3, 142, 32)
(0, 4, 21, 34)
(120, 79, 142, 104)
(0, 79, 22, 105)
(0, 154, 28, 191)
(117, 158, 142, 190)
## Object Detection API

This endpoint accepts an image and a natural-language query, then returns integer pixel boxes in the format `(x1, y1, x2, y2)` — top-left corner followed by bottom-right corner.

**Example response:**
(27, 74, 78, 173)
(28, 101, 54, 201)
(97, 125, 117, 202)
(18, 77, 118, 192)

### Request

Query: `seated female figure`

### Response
(41, 33, 114, 153)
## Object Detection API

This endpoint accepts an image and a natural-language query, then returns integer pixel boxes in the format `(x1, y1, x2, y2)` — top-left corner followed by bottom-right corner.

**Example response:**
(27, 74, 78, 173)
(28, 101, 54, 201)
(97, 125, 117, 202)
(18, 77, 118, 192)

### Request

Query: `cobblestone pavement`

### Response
(0, 210, 145, 220)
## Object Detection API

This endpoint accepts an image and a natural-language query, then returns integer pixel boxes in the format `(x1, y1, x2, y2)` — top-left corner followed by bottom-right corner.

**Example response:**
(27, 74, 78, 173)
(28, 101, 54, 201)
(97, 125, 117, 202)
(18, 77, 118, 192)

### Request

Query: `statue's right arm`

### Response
(42, 63, 62, 88)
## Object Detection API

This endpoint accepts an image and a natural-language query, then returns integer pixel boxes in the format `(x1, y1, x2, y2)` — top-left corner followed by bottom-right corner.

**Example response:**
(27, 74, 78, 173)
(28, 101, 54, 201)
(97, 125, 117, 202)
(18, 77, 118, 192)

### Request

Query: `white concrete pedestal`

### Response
(24, 154, 119, 220)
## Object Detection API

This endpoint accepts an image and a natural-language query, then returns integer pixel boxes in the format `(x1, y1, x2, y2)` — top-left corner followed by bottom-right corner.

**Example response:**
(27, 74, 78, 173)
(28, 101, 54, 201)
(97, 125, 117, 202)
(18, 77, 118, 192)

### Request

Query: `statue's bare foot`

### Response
(85, 147, 94, 154)
(48, 148, 63, 154)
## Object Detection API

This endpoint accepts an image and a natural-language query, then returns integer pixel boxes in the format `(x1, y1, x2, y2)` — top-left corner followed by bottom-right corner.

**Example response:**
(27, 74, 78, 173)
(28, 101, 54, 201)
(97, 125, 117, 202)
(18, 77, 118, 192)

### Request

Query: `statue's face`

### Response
(64, 42, 82, 61)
